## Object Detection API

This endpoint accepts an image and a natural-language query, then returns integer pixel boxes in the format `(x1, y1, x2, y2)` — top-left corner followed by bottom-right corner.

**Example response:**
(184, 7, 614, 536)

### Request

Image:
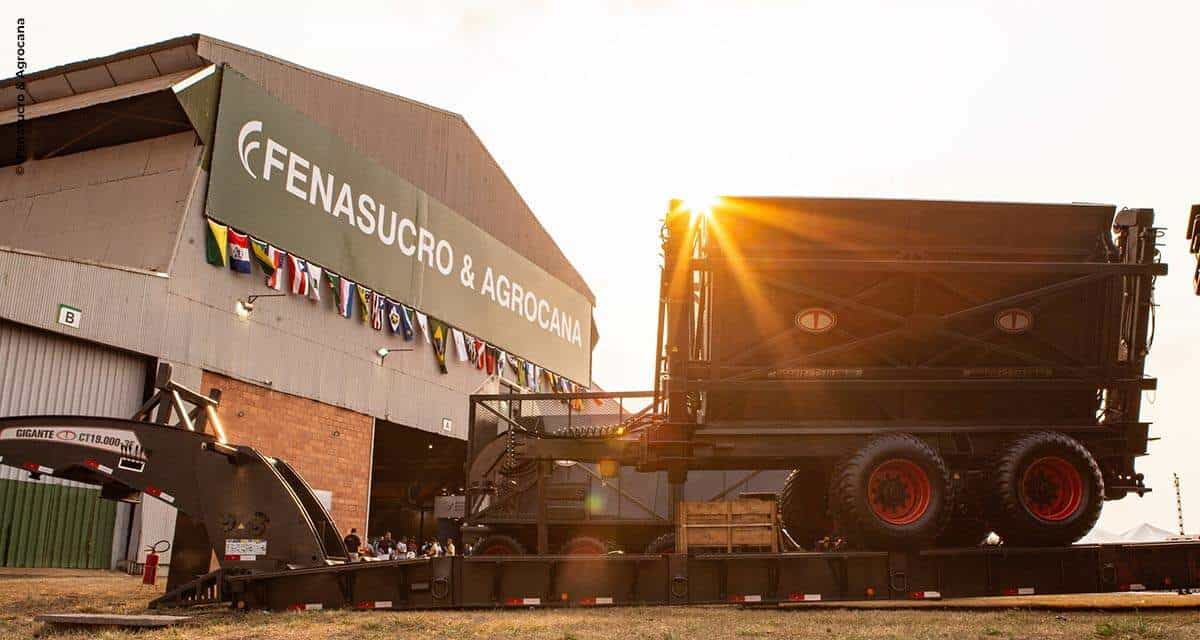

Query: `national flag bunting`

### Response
(265, 247, 286, 290)
(228, 229, 252, 273)
(334, 275, 355, 317)
(370, 292, 386, 330)
(204, 218, 229, 267)
(464, 334, 477, 363)
(387, 300, 403, 335)
(398, 305, 415, 341)
(485, 346, 498, 375)
(250, 237, 276, 277)
(514, 358, 527, 387)
(431, 320, 449, 374)
(357, 287, 372, 323)
(452, 329, 468, 362)
(473, 338, 486, 370)
(306, 264, 322, 302)
(415, 311, 430, 344)
(288, 255, 310, 296)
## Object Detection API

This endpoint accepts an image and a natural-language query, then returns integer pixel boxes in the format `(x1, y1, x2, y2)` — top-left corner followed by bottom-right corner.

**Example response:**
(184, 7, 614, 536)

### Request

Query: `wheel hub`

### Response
(1020, 456, 1084, 522)
(867, 458, 932, 526)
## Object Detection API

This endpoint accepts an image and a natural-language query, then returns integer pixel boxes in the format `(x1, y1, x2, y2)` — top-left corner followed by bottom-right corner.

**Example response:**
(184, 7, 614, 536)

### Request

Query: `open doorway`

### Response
(367, 420, 466, 547)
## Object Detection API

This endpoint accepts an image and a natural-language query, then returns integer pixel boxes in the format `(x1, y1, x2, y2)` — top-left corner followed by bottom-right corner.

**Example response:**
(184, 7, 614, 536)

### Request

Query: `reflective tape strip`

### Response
(22, 462, 54, 475)
(84, 459, 114, 474)
(355, 601, 393, 609)
(1126, 583, 1147, 591)
(730, 594, 762, 603)
(223, 554, 257, 562)
(1004, 587, 1035, 596)
(580, 597, 613, 606)
(289, 603, 323, 611)
(911, 591, 942, 600)
(788, 593, 822, 602)
(505, 597, 541, 606)
(145, 486, 176, 504)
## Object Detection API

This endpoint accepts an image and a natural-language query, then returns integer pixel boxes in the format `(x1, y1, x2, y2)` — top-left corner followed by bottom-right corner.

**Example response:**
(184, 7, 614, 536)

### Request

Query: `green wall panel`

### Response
(0, 478, 116, 568)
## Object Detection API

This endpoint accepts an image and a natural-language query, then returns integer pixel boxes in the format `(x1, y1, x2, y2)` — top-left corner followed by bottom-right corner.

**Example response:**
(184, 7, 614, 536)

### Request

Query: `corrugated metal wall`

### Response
(0, 319, 149, 567)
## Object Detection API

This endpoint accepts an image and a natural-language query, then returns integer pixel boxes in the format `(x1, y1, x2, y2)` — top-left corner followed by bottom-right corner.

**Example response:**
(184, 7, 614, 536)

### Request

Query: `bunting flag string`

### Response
(202, 217, 575, 385)
(204, 219, 229, 267)
(228, 229, 252, 274)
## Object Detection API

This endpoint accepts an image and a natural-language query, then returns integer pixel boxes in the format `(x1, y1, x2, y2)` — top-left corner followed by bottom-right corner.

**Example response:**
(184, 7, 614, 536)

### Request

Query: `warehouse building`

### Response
(0, 35, 596, 572)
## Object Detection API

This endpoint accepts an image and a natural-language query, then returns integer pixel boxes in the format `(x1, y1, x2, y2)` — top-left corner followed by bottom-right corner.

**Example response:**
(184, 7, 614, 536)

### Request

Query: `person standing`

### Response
(445, 539, 456, 556)
(378, 532, 396, 559)
(343, 527, 362, 561)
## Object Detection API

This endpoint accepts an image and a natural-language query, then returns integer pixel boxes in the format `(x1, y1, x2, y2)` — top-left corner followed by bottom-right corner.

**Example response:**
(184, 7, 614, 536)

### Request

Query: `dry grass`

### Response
(1, 569, 1198, 639)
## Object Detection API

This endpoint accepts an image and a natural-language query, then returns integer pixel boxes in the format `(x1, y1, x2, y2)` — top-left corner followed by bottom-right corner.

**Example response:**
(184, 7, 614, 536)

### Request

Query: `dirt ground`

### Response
(2, 569, 1199, 639)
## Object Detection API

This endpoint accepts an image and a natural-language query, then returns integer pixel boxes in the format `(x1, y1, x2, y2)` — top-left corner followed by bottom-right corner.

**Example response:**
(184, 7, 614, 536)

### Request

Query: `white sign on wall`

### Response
(57, 304, 82, 329)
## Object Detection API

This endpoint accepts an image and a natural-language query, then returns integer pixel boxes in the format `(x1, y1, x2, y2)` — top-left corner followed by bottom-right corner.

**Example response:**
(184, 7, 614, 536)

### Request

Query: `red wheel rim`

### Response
(867, 459, 932, 526)
(1020, 456, 1084, 522)
(563, 539, 606, 555)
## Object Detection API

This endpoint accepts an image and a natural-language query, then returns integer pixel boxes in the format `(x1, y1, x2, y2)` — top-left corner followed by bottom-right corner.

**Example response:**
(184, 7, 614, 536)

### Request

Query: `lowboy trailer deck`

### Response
(1, 372, 1197, 611)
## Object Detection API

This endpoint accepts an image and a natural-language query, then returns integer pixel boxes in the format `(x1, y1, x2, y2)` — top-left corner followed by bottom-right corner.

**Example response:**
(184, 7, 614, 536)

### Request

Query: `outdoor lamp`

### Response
(234, 293, 285, 320)
(376, 347, 413, 363)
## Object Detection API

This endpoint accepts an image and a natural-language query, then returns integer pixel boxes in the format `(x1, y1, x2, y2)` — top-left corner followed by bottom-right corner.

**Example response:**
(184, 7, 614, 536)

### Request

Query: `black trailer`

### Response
(1, 374, 1196, 613)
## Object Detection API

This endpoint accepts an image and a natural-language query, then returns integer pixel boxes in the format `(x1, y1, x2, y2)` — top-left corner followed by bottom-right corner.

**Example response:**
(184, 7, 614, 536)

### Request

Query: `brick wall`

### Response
(201, 371, 372, 536)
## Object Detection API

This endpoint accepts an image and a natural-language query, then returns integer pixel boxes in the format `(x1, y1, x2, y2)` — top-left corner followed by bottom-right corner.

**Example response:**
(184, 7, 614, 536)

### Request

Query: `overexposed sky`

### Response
(11, 0, 1200, 534)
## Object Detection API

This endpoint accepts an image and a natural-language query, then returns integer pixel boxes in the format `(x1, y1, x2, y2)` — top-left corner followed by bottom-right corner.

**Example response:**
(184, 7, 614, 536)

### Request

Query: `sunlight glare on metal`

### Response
(680, 194, 719, 220)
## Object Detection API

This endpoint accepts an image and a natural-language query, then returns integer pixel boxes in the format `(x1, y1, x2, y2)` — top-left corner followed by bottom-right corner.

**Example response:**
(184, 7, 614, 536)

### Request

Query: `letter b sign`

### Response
(57, 304, 82, 330)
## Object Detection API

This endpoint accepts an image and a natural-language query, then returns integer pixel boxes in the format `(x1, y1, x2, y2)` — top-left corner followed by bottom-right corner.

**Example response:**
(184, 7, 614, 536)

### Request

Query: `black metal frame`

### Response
(649, 203, 1165, 494)
(220, 541, 1200, 611)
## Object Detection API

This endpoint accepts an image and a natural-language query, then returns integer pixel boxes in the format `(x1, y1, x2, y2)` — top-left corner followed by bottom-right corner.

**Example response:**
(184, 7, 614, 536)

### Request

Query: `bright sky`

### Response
(13, 0, 1200, 534)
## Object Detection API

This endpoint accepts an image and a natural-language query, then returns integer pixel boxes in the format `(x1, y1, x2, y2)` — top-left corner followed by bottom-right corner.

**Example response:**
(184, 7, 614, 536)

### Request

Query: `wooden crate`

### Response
(676, 500, 779, 553)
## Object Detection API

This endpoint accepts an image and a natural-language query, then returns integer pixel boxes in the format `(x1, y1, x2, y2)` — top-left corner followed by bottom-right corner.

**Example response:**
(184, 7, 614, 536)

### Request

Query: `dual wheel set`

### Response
(780, 431, 1106, 550)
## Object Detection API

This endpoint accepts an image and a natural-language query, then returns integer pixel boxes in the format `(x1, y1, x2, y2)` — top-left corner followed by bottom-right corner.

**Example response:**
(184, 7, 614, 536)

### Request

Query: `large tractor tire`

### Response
(559, 536, 610, 555)
(778, 467, 835, 550)
(830, 434, 952, 550)
(644, 532, 676, 554)
(473, 534, 527, 556)
(987, 432, 1103, 547)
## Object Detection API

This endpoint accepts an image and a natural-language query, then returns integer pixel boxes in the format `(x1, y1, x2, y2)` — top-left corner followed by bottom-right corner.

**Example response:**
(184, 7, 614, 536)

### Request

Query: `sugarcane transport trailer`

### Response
(0, 198, 1192, 611)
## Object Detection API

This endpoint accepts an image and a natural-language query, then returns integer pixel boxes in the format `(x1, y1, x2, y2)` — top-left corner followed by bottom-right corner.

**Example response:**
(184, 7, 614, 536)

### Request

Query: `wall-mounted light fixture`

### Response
(234, 293, 285, 320)
(376, 347, 413, 364)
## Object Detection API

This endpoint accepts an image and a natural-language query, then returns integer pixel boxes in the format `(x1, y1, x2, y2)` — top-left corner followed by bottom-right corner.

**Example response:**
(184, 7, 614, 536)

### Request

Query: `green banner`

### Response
(206, 68, 592, 384)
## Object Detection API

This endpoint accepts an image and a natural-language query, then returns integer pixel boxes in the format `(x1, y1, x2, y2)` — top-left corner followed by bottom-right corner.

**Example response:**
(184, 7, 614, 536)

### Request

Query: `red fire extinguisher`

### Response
(142, 540, 171, 586)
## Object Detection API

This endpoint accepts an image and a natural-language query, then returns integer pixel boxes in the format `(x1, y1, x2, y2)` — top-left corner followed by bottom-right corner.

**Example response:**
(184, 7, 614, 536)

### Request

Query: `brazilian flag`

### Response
(204, 218, 229, 267)
(431, 320, 449, 374)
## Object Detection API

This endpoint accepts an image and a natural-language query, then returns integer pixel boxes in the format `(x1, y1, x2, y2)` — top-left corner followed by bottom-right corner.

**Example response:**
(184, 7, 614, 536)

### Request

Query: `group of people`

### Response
(342, 528, 457, 561)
